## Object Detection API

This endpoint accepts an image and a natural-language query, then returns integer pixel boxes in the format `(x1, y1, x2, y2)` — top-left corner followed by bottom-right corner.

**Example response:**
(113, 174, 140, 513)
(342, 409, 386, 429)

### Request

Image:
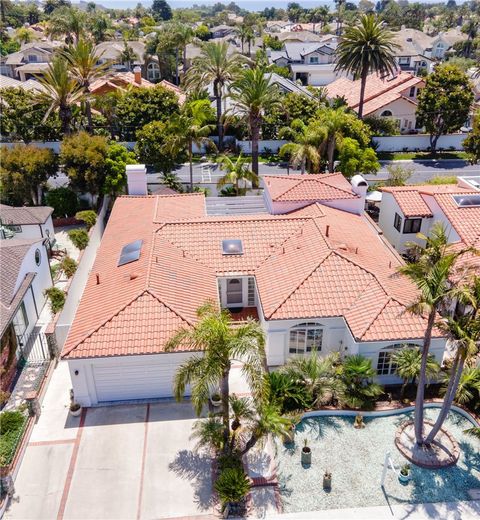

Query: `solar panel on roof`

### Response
(453, 195, 480, 207)
(118, 239, 143, 266)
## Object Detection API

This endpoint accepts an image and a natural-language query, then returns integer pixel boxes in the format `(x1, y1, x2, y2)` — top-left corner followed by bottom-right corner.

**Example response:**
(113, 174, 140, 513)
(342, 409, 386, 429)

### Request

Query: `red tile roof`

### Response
(63, 192, 443, 359)
(326, 72, 424, 115)
(265, 173, 359, 202)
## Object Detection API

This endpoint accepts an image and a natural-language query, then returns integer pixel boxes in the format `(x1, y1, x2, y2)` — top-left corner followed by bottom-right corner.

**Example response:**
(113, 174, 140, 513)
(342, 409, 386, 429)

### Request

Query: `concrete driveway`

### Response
(5, 363, 214, 520)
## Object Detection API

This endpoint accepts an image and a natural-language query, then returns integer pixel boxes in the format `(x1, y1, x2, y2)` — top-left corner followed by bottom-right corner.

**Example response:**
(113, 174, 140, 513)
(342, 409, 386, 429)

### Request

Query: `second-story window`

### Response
(403, 218, 421, 234)
(309, 56, 319, 64)
(409, 86, 416, 97)
(394, 213, 402, 232)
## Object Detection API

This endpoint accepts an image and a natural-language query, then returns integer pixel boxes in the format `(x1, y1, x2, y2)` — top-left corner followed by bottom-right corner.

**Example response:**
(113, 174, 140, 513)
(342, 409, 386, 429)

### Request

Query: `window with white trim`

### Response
(376, 343, 419, 375)
(403, 218, 421, 234)
(289, 323, 323, 355)
(309, 56, 319, 64)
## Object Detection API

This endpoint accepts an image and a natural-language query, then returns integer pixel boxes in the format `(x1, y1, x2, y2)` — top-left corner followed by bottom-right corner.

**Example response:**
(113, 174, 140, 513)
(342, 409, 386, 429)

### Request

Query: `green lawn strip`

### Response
(377, 151, 469, 161)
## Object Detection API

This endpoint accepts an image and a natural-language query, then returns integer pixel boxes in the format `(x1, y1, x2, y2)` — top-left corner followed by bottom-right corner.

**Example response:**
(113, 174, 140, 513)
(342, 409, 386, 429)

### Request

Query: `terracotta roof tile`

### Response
(265, 173, 358, 202)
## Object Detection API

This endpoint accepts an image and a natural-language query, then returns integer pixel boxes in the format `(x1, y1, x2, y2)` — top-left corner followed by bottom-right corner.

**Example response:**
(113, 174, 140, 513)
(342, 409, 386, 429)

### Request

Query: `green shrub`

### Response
(45, 187, 79, 218)
(0, 411, 27, 466)
(217, 453, 243, 472)
(0, 411, 25, 435)
(426, 176, 458, 185)
(44, 287, 66, 314)
(214, 467, 250, 506)
(68, 228, 89, 250)
(60, 256, 77, 278)
(75, 210, 97, 230)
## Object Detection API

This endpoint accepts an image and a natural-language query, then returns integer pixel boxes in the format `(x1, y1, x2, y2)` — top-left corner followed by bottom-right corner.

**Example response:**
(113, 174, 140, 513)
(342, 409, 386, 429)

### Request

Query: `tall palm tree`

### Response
(217, 153, 258, 195)
(60, 38, 109, 133)
(164, 99, 215, 191)
(335, 13, 399, 119)
(279, 119, 324, 174)
(172, 22, 193, 75)
(316, 107, 348, 173)
(424, 277, 480, 445)
(37, 56, 84, 135)
(392, 347, 440, 398)
(183, 41, 245, 150)
(229, 67, 280, 180)
(237, 25, 250, 55)
(399, 223, 473, 446)
(120, 40, 137, 71)
(166, 302, 267, 451)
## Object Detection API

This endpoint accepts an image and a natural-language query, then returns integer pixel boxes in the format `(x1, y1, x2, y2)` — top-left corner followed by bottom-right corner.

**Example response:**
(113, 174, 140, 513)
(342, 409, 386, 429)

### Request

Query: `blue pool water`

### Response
(275, 408, 480, 512)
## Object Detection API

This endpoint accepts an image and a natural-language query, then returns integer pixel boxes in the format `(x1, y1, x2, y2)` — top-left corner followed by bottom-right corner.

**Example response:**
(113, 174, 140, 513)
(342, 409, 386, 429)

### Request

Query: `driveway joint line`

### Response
(136, 403, 150, 520)
(29, 439, 76, 447)
(57, 407, 86, 520)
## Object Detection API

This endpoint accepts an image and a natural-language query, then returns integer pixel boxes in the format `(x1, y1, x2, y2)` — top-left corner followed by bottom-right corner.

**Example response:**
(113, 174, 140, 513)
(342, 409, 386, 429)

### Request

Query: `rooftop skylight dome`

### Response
(222, 239, 243, 255)
(453, 195, 480, 207)
(118, 239, 143, 266)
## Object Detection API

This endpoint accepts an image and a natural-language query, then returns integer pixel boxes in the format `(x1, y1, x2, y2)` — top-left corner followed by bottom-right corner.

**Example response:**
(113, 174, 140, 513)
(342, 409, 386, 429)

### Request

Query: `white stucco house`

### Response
(0, 204, 55, 246)
(62, 172, 447, 407)
(0, 237, 52, 392)
(378, 176, 480, 260)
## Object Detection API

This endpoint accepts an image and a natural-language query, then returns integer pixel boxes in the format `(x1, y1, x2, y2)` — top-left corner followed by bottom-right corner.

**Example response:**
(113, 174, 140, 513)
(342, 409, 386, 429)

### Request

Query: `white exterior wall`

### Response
(290, 64, 340, 86)
(11, 217, 54, 242)
(68, 351, 201, 407)
(378, 193, 432, 253)
(370, 97, 419, 133)
(218, 276, 256, 309)
(373, 133, 467, 152)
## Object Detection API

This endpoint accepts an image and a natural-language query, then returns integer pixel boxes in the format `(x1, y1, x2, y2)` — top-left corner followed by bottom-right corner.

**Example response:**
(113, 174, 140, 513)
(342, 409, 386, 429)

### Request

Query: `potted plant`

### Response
(69, 402, 82, 417)
(323, 470, 332, 490)
(210, 392, 222, 407)
(399, 463, 411, 483)
(354, 413, 365, 429)
(301, 438, 311, 466)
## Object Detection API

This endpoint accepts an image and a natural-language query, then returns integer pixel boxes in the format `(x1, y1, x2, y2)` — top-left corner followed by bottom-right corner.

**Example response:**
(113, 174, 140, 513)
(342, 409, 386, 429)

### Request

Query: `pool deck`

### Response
(266, 499, 480, 519)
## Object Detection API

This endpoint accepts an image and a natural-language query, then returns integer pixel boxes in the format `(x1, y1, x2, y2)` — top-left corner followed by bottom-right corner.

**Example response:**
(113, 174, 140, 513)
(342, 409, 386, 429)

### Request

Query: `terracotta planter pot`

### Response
(70, 406, 82, 417)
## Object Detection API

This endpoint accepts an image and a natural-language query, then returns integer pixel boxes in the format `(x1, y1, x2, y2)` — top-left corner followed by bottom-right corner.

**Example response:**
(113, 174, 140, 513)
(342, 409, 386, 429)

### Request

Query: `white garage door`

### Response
(93, 360, 186, 402)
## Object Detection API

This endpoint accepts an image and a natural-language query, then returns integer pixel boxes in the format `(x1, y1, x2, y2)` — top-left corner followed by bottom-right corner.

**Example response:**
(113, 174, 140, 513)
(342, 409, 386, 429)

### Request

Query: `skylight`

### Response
(453, 195, 480, 208)
(222, 239, 243, 255)
(118, 239, 143, 266)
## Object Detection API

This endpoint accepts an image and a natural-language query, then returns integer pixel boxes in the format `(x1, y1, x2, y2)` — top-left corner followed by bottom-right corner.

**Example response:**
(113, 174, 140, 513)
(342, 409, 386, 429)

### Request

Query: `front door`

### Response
(226, 278, 243, 307)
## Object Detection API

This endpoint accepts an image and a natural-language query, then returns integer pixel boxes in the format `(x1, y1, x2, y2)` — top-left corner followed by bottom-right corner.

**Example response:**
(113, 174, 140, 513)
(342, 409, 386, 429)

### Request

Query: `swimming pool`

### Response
(275, 406, 480, 513)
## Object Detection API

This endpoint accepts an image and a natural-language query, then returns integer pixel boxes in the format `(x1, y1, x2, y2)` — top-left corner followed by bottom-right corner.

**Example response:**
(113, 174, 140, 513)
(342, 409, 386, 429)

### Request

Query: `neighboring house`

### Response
(326, 71, 425, 133)
(269, 40, 341, 86)
(0, 41, 62, 80)
(94, 41, 160, 82)
(62, 172, 446, 406)
(378, 177, 480, 273)
(0, 205, 55, 247)
(267, 72, 315, 98)
(276, 31, 324, 44)
(210, 25, 236, 39)
(0, 238, 52, 392)
(89, 69, 155, 94)
(0, 74, 44, 92)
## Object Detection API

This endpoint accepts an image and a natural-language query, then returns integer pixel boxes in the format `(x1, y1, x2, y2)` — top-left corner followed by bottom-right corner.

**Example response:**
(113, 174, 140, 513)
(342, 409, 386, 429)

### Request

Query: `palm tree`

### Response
(240, 401, 293, 455)
(120, 40, 137, 72)
(340, 354, 383, 409)
(47, 6, 87, 44)
(166, 302, 267, 451)
(316, 107, 349, 173)
(462, 17, 479, 58)
(335, 13, 399, 119)
(464, 427, 480, 440)
(392, 347, 440, 398)
(237, 25, 250, 55)
(216, 154, 258, 195)
(229, 67, 280, 180)
(164, 99, 215, 191)
(37, 56, 84, 135)
(190, 415, 225, 452)
(444, 366, 480, 405)
(184, 41, 245, 150)
(172, 22, 193, 74)
(424, 277, 480, 445)
(399, 223, 474, 446)
(279, 119, 324, 174)
(15, 27, 33, 44)
(283, 351, 339, 407)
(60, 38, 109, 133)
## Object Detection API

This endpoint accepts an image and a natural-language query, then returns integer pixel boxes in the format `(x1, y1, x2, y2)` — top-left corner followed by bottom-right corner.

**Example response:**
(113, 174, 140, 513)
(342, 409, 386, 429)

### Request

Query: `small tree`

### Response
(60, 132, 109, 195)
(44, 287, 66, 314)
(463, 111, 480, 163)
(104, 144, 136, 197)
(45, 188, 79, 218)
(337, 137, 380, 178)
(68, 228, 89, 250)
(75, 210, 97, 230)
(0, 145, 57, 206)
(151, 0, 172, 21)
(416, 64, 474, 153)
(135, 121, 182, 174)
(214, 467, 250, 509)
(384, 164, 414, 186)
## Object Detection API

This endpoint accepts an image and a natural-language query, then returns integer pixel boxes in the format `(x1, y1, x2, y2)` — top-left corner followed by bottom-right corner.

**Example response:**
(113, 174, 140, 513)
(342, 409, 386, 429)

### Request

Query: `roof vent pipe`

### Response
(96, 273, 100, 285)
(325, 225, 330, 237)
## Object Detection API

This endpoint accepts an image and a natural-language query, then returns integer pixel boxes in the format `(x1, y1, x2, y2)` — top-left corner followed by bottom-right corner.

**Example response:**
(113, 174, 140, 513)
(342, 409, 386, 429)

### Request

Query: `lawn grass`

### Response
(377, 151, 469, 161)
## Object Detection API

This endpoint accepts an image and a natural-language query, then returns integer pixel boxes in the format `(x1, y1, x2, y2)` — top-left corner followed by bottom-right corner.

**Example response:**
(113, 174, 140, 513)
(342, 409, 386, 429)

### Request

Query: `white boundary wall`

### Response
(372, 134, 467, 152)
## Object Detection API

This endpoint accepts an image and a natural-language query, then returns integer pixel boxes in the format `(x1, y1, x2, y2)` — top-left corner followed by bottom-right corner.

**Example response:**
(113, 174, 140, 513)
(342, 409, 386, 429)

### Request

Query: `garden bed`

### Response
(0, 410, 29, 469)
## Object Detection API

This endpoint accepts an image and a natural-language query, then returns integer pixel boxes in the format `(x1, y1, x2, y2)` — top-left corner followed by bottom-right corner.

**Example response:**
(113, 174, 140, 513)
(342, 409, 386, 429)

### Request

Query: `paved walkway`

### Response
(5, 362, 214, 520)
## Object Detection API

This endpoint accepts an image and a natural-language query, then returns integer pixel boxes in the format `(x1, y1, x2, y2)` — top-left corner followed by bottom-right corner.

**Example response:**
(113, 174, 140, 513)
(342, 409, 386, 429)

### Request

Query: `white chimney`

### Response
(126, 164, 147, 195)
(351, 175, 368, 214)
(133, 66, 142, 85)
